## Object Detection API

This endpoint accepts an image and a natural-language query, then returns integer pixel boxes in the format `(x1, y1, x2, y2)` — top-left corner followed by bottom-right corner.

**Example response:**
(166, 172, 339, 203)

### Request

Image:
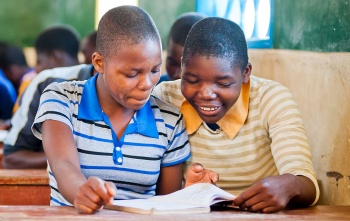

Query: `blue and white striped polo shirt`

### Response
(32, 74, 191, 206)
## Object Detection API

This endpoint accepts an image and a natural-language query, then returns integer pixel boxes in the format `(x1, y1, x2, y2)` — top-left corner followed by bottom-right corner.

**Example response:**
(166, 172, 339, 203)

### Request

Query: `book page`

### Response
(149, 183, 235, 207)
(111, 199, 206, 211)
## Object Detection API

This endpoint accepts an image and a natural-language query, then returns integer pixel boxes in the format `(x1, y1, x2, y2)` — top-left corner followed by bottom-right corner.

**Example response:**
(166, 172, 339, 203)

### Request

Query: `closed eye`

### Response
(218, 82, 233, 87)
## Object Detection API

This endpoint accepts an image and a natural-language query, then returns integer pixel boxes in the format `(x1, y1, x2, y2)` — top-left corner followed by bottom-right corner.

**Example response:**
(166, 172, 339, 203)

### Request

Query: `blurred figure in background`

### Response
(13, 25, 80, 113)
(0, 43, 33, 94)
(2, 25, 82, 168)
(35, 25, 80, 74)
(0, 42, 33, 129)
(158, 12, 205, 84)
(80, 30, 97, 64)
(0, 69, 16, 128)
(0, 42, 16, 128)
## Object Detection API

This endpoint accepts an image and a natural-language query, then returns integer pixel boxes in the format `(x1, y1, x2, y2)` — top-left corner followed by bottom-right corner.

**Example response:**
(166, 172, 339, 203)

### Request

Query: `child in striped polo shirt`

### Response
(31, 6, 216, 214)
(153, 17, 319, 213)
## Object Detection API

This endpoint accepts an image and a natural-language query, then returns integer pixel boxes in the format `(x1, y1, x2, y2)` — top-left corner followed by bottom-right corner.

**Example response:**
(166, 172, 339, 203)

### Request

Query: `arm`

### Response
(232, 174, 316, 213)
(42, 120, 115, 214)
(233, 82, 318, 213)
(156, 163, 183, 195)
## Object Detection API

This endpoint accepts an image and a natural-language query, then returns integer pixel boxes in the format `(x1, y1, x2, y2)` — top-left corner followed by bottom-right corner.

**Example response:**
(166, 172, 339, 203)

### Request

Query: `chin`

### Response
(130, 103, 147, 110)
(200, 116, 220, 124)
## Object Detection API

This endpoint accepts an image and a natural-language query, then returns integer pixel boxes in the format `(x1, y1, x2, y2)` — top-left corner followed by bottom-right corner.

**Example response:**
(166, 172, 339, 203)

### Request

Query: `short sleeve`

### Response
(32, 82, 74, 140)
(161, 112, 191, 167)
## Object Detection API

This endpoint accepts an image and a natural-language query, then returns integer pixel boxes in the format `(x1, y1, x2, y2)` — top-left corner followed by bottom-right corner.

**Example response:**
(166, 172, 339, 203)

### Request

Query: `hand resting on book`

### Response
(184, 163, 219, 188)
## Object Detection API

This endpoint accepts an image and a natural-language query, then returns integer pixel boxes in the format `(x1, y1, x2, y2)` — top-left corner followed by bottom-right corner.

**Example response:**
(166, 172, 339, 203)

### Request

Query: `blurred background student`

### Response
(12, 25, 80, 113)
(158, 12, 205, 84)
(0, 43, 33, 97)
(2, 25, 82, 169)
(0, 42, 32, 129)
(80, 30, 97, 65)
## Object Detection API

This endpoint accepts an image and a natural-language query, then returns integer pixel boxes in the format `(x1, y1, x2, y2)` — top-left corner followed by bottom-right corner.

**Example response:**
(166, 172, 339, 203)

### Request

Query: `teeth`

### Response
(199, 106, 218, 111)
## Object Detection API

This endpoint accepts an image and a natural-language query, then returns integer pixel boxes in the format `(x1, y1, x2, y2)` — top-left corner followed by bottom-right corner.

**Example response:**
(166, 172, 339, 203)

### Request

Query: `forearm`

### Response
(2, 150, 47, 169)
(51, 160, 87, 204)
(288, 174, 316, 207)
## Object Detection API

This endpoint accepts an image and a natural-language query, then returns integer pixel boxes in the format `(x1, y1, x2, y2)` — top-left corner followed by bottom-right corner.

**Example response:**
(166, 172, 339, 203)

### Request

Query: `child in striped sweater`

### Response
(153, 17, 319, 213)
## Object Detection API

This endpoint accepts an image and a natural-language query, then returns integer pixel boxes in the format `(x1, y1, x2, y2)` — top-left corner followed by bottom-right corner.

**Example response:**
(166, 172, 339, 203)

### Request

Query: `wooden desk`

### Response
(0, 206, 349, 220)
(0, 169, 50, 205)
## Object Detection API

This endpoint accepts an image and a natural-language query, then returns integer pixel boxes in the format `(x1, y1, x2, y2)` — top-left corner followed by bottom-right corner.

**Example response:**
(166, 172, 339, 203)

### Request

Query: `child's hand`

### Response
(184, 163, 219, 188)
(232, 174, 297, 213)
(73, 176, 116, 214)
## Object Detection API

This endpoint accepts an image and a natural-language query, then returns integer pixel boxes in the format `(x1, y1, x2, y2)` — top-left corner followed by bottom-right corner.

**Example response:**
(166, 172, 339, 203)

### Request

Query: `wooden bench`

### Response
(0, 169, 50, 205)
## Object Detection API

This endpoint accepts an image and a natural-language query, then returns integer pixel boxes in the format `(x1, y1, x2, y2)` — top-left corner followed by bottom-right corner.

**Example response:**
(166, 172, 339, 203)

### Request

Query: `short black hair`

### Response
(0, 42, 9, 69)
(0, 44, 27, 70)
(86, 31, 97, 47)
(96, 5, 160, 58)
(34, 25, 80, 59)
(182, 17, 248, 71)
(168, 12, 206, 46)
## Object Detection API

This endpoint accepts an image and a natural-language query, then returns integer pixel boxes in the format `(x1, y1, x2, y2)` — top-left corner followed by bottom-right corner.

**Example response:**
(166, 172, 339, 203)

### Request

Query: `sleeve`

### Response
(161, 113, 191, 167)
(31, 82, 73, 140)
(260, 81, 320, 205)
(0, 83, 15, 120)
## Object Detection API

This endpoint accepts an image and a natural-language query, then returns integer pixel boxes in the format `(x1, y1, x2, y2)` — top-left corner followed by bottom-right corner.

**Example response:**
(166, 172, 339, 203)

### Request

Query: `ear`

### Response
(242, 62, 252, 84)
(92, 52, 103, 74)
(51, 50, 65, 64)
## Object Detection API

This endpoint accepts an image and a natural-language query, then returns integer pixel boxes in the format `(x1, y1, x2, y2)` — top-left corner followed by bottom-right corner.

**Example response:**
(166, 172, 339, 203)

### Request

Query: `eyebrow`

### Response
(216, 75, 233, 80)
(129, 62, 163, 72)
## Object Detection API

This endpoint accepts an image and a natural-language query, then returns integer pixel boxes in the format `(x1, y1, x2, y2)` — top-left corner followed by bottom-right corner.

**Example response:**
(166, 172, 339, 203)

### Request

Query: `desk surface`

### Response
(0, 206, 349, 220)
(0, 169, 49, 184)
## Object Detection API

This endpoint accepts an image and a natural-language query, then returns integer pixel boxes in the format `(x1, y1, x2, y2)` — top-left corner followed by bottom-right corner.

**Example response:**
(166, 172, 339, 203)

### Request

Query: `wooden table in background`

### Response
(0, 205, 349, 220)
(0, 169, 50, 205)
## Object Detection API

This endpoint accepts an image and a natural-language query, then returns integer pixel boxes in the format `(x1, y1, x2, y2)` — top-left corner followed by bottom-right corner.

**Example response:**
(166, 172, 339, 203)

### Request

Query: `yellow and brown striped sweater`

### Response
(153, 75, 319, 205)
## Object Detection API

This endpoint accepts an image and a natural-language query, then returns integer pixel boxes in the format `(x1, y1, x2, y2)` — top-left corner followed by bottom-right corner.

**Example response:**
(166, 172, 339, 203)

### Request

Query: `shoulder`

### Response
(29, 64, 88, 89)
(156, 79, 182, 91)
(153, 79, 183, 106)
(149, 95, 181, 119)
(250, 75, 294, 100)
(150, 95, 181, 115)
(44, 78, 86, 96)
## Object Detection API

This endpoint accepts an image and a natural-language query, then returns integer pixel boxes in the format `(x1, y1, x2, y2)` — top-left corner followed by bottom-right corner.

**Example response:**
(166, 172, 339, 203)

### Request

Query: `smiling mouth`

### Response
(199, 106, 219, 111)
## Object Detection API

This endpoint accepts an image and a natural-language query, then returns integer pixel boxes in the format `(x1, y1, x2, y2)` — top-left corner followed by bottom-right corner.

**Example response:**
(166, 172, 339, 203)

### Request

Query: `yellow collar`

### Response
(180, 79, 250, 139)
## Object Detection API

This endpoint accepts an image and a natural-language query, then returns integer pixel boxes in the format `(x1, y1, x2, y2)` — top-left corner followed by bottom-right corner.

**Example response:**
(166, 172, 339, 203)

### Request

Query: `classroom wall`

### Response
(252, 0, 350, 206)
(0, 0, 95, 47)
(273, 0, 350, 52)
(138, 0, 196, 49)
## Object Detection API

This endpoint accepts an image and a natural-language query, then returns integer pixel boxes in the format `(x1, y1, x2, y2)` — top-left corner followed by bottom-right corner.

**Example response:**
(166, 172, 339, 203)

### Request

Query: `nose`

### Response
(198, 85, 217, 100)
(139, 72, 156, 91)
(173, 67, 181, 79)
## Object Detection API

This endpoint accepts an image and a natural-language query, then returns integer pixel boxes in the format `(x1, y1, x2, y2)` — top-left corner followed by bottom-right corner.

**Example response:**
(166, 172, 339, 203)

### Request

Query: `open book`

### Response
(104, 183, 235, 215)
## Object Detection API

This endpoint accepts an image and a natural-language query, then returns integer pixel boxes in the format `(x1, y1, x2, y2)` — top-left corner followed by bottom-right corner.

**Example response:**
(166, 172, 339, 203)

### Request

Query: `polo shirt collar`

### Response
(180, 78, 250, 140)
(78, 73, 158, 138)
